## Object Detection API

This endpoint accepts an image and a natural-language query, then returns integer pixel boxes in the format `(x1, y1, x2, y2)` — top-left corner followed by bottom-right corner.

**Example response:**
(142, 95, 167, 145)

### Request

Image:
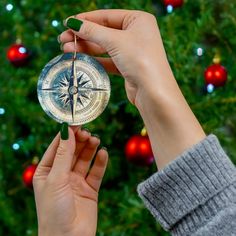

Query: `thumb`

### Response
(65, 17, 119, 50)
(50, 123, 76, 176)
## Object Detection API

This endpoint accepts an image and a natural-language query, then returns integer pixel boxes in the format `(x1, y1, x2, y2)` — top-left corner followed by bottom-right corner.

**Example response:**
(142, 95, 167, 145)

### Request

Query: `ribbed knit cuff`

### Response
(137, 135, 236, 235)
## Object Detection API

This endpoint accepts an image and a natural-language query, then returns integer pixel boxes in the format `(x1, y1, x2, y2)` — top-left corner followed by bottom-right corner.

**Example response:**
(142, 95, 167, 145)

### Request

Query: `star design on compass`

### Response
(40, 72, 108, 108)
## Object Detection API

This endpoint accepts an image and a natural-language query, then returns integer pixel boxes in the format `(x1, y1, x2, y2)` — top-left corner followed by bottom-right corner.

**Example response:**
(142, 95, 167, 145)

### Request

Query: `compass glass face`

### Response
(37, 53, 110, 125)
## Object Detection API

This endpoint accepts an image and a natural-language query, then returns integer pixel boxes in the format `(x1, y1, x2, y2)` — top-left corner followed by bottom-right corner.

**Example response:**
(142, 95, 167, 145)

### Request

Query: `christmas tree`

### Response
(1, 0, 236, 235)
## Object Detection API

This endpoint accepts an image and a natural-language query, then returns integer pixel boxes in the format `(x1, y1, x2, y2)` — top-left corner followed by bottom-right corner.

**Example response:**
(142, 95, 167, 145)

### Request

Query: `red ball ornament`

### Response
(204, 64, 227, 87)
(164, 0, 184, 8)
(125, 135, 154, 166)
(7, 43, 30, 67)
(22, 164, 37, 187)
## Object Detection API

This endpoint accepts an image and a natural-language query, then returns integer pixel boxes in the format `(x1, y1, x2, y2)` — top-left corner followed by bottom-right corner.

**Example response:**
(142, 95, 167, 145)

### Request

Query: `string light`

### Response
(207, 84, 214, 93)
(0, 108, 5, 115)
(6, 3, 13, 11)
(167, 5, 174, 13)
(197, 47, 204, 57)
(51, 20, 59, 27)
(19, 46, 27, 54)
(12, 143, 20, 150)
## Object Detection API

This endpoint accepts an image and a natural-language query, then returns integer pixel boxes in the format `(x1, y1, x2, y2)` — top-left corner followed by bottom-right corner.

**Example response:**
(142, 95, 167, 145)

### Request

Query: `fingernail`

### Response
(63, 19, 67, 26)
(92, 134, 100, 139)
(57, 35, 61, 43)
(60, 122, 68, 140)
(101, 146, 107, 151)
(66, 18, 83, 31)
(60, 43, 64, 51)
(81, 127, 90, 133)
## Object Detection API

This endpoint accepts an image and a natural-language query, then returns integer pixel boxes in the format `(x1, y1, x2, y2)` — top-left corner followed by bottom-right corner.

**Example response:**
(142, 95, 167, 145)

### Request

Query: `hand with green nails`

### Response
(33, 123, 108, 236)
(59, 9, 168, 106)
(59, 10, 205, 171)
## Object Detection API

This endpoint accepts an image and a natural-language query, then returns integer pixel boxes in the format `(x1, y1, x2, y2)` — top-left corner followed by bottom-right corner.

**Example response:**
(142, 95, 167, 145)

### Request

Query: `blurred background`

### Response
(1, 0, 236, 235)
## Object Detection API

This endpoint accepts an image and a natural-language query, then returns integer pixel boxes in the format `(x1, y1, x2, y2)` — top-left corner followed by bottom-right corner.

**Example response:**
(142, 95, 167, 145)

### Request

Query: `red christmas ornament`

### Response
(7, 43, 30, 67)
(22, 164, 37, 187)
(164, 0, 184, 8)
(204, 64, 227, 87)
(125, 134, 154, 166)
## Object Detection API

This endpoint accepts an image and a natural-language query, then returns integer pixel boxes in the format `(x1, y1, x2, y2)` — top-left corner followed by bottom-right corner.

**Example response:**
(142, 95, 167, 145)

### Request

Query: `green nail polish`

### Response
(61, 122, 68, 140)
(66, 18, 83, 31)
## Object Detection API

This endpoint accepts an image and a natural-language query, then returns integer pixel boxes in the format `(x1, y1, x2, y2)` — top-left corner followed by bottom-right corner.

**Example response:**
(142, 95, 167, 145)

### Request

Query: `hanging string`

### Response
(73, 34, 77, 60)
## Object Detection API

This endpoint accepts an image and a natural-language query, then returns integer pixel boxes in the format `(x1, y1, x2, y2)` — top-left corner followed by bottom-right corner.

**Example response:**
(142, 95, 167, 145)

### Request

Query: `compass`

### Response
(37, 52, 110, 125)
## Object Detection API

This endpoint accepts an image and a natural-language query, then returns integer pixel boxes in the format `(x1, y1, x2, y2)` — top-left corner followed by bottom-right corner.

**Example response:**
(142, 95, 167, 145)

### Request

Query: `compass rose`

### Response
(41, 72, 108, 107)
(40, 71, 108, 121)
(37, 52, 110, 125)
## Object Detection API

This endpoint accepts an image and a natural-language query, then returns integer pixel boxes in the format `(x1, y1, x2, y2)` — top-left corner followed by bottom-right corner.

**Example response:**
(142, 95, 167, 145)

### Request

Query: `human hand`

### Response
(59, 10, 205, 170)
(58, 9, 205, 170)
(59, 9, 173, 107)
(33, 124, 108, 236)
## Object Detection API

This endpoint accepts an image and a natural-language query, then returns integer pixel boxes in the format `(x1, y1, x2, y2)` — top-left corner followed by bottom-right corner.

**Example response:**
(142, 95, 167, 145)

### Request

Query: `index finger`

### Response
(72, 9, 136, 29)
(37, 133, 60, 169)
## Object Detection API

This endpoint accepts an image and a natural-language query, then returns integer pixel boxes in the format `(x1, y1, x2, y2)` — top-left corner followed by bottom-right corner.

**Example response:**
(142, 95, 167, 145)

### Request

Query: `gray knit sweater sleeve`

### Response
(137, 135, 236, 236)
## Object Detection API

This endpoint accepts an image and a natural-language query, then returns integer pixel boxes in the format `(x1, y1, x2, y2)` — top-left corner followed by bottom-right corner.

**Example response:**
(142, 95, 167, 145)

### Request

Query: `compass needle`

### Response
(68, 38, 77, 122)
(69, 62, 75, 121)
(72, 36, 78, 122)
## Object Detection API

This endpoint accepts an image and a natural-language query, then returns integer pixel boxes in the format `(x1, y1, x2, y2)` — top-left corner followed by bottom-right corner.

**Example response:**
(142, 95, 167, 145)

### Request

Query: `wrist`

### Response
(134, 56, 176, 110)
(135, 68, 177, 114)
(135, 70, 205, 170)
